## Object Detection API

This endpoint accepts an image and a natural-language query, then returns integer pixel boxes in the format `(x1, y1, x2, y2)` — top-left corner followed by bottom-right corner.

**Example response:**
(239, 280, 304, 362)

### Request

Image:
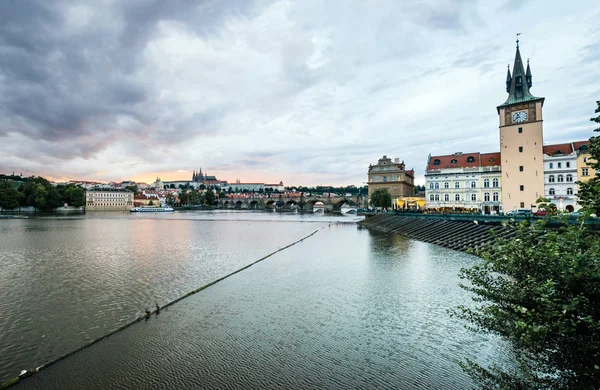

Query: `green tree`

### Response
(0, 187, 22, 210)
(32, 184, 48, 210)
(125, 185, 139, 195)
(166, 193, 176, 207)
(370, 188, 392, 209)
(66, 187, 85, 208)
(454, 221, 600, 389)
(218, 190, 227, 199)
(204, 188, 215, 206)
(45, 188, 62, 211)
(578, 100, 600, 214)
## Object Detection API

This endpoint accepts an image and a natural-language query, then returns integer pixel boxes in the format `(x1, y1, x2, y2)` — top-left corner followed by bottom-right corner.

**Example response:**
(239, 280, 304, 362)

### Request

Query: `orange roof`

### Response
(481, 152, 501, 167)
(573, 140, 590, 151)
(543, 143, 573, 156)
(428, 152, 481, 170)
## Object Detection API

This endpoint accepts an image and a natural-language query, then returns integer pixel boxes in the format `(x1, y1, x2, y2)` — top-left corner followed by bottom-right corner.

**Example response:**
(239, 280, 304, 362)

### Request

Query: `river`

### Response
(1, 211, 509, 389)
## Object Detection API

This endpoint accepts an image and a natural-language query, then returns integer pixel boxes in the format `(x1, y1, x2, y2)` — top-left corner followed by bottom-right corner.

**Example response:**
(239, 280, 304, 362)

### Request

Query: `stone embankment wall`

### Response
(358, 214, 516, 252)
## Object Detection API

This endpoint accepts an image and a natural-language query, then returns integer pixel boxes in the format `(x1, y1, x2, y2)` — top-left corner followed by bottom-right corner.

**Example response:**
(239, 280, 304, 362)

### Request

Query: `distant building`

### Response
(367, 156, 415, 201)
(86, 188, 133, 211)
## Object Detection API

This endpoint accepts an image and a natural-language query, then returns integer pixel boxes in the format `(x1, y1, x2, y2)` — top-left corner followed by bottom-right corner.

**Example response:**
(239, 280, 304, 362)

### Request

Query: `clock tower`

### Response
(497, 39, 545, 211)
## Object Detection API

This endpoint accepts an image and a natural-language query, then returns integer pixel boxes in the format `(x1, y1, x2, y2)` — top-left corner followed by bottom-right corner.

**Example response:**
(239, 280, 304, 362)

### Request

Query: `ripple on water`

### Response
(17, 223, 511, 390)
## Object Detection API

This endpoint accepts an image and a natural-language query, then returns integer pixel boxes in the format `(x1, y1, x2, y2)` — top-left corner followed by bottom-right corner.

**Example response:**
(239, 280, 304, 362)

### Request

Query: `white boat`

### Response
(130, 206, 174, 212)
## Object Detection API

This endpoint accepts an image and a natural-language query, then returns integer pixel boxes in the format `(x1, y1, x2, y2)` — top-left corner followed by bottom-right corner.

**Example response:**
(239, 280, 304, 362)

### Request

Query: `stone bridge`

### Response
(217, 195, 361, 212)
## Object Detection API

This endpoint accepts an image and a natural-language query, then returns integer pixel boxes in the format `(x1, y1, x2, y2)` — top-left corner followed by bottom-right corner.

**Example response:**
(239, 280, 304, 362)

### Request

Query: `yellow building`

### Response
(497, 40, 545, 211)
(396, 197, 426, 211)
(575, 141, 596, 191)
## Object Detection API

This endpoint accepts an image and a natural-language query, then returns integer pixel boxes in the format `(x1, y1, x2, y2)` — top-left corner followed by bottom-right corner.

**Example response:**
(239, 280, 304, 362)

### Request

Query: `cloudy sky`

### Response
(1, 0, 598, 186)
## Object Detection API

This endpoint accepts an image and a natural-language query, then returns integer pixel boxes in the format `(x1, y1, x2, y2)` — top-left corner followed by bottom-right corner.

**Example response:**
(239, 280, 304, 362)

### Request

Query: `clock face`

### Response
(513, 111, 528, 123)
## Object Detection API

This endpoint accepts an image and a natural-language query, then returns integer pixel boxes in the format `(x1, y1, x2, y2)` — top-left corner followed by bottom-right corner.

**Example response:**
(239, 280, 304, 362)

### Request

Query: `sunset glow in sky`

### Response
(1, 0, 599, 186)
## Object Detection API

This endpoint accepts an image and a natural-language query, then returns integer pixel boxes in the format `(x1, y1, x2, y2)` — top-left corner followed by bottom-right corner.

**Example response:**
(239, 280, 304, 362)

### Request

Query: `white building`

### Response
(86, 188, 133, 211)
(543, 142, 580, 212)
(425, 152, 503, 214)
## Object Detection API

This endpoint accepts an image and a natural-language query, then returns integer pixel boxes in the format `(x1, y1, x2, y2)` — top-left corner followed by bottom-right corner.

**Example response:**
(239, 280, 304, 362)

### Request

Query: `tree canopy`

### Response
(578, 100, 600, 214)
(370, 188, 392, 208)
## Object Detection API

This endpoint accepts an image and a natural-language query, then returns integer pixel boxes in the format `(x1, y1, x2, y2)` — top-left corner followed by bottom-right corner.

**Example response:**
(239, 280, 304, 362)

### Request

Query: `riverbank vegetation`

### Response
(455, 101, 600, 389)
(0, 176, 85, 212)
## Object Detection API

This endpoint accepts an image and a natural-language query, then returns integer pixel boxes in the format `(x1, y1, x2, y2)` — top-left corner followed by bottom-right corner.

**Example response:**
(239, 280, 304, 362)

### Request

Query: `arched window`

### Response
(444, 182, 449, 189)
(493, 192, 499, 202)
(484, 192, 490, 202)
(567, 187, 573, 195)
(444, 194, 449, 201)
(471, 181, 476, 188)
(566, 174, 573, 182)
(492, 178, 499, 187)
(557, 175, 564, 182)
(429, 183, 434, 189)
(484, 179, 490, 188)
(430, 194, 434, 201)
(467, 156, 475, 163)
(471, 194, 477, 201)
(548, 175, 555, 183)
(549, 188, 555, 195)
(434, 194, 440, 201)
(434, 182, 439, 189)
(434, 159, 441, 165)
(455, 194, 460, 201)
(455, 182, 460, 189)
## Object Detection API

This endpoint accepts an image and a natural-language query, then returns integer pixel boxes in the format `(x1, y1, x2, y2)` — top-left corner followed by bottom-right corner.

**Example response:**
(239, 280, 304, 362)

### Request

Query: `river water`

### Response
(1, 211, 509, 389)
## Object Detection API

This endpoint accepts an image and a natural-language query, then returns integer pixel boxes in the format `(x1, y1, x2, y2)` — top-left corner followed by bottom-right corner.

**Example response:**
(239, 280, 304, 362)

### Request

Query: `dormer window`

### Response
(433, 159, 441, 166)
(516, 76, 522, 85)
(467, 156, 475, 163)
(451, 159, 457, 164)
(580, 144, 588, 151)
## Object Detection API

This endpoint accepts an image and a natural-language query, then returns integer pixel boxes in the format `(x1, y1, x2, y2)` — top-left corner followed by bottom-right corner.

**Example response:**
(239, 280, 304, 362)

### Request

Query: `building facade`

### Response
(497, 41, 545, 211)
(543, 143, 579, 211)
(367, 156, 415, 201)
(86, 188, 133, 211)
(425, 152, 503, 214)
(575, 141, 596, 191)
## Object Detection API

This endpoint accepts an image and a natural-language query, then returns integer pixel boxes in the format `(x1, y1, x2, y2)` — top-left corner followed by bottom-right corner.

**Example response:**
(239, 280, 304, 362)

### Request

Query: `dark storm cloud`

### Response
(0, 0, 254, 158)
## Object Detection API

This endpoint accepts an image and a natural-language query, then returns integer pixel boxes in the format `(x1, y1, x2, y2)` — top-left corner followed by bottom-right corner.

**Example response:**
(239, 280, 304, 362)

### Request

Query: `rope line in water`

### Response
(1, 223, 331, 389)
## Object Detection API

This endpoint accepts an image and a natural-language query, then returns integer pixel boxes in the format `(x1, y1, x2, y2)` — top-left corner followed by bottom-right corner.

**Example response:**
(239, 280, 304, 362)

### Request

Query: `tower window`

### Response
(518, 127, 523, 134)
(520, 185, 524, 191)
(519, 146, 523, 152)
(519, 166, 524, 172)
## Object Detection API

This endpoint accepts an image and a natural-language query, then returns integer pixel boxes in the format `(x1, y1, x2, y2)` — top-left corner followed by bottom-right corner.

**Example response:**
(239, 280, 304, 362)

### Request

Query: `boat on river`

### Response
(130, 206, 174, 212)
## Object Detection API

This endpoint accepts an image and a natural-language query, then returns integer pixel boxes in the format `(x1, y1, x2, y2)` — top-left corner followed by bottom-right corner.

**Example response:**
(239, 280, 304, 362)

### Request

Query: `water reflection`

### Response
(16, 221, 510, 390)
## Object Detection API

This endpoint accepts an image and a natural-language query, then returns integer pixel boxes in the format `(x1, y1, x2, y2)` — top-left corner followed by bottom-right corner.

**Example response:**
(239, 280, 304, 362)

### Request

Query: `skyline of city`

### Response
(1, 1, 599, 187)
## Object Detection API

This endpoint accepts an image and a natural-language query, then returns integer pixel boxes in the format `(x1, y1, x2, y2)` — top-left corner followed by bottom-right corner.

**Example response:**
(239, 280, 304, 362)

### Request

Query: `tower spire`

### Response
(526, 58, 532, 88)
(506, 64, 512, 93)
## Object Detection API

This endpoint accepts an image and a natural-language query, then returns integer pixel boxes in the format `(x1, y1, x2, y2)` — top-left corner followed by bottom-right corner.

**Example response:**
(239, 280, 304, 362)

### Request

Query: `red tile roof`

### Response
(543, 143, 573, 156)
(428, 152, 486, 170)
(481, 152, 501, 167)
(573, 140, 590, 151)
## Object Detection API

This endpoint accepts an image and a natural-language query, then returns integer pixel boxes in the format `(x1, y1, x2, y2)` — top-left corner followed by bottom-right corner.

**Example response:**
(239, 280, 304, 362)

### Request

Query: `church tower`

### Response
(497, 38, 545, 211)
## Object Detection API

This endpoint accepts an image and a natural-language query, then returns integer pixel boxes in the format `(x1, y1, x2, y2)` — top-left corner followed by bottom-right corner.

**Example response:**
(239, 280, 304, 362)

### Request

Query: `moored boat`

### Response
(130, 206, 174, 212)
